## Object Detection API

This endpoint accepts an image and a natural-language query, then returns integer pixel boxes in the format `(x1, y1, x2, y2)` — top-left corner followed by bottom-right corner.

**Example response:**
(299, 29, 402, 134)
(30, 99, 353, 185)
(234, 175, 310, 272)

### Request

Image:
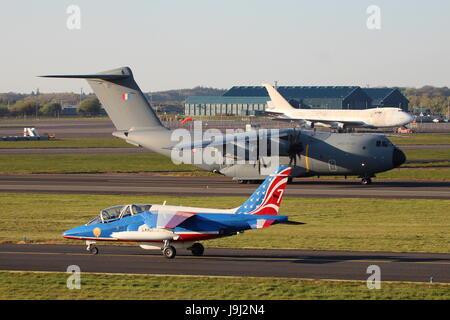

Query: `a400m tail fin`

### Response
(41, 67, 164, 131)
(236, 166, 291, 215)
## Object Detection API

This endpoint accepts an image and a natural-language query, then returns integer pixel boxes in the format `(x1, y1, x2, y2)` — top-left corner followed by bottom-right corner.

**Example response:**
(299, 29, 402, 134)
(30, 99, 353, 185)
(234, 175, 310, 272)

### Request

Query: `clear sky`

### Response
(1, 0, 449, 93)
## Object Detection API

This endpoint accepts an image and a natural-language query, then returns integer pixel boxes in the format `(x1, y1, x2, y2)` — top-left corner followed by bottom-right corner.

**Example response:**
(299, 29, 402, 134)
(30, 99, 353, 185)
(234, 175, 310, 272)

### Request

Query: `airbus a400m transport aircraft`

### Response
(263, 83, 414, 131)
(63, 166, 298, 259)
(42, 67, 406, 185)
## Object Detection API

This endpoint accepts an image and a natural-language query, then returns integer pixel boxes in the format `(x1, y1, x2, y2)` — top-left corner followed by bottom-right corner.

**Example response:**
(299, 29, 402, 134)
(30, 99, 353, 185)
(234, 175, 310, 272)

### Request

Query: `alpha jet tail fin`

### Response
(262, 83, 296, 113)
(235, 166, 291, 215)
(41, 67, 164, 132)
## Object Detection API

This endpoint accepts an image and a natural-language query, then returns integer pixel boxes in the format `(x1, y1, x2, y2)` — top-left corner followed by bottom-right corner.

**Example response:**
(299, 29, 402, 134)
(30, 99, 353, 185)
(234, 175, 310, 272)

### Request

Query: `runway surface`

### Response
(0, 120, 114, 138)
(0, 147, 149, 154)
(0, 173, 449, 199)
(0, 244, 448, 283)
(2, 118, 450, 139)
(0, 145, 449, 155)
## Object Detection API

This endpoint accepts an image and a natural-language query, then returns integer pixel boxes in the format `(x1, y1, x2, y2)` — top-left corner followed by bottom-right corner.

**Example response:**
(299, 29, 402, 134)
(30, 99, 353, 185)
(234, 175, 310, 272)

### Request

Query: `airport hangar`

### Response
(184, 86, 409, 116)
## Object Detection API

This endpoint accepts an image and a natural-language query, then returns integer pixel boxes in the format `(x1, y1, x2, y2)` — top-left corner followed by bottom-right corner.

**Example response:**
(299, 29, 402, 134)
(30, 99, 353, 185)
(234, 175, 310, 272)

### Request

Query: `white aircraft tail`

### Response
(262, 83, 296, 112)
(23, 128, 39, 137)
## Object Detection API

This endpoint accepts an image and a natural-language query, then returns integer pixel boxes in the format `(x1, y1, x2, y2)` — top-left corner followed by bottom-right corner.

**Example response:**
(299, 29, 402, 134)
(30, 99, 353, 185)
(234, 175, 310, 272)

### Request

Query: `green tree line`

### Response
(401, 86, 450, 115)
(0, 95, 101, 117)
(2, 86, 450, 118)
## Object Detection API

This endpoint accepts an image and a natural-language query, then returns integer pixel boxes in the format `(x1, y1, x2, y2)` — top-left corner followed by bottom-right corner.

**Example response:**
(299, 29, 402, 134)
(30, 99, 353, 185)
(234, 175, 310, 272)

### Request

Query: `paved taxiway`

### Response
(1, 145, 449, 155)
(2, 119, 450, 137)
(0, 244, 448, 283)
(0, 147, 150, 154)
(0, 173, 449, 199)
(0, 120, 114, 138)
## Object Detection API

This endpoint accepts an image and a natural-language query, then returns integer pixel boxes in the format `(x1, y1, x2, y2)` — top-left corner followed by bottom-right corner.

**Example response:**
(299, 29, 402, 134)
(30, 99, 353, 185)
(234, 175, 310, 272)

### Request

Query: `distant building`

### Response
(184, 86, 409, 116)
(184, 96, 268, 116)
(61, 104, 107, 116)
(412, 108, 431, 116)
(61, 105, 78, 116)
(362, 88, 409, 111)
(153, 105, 183, 114)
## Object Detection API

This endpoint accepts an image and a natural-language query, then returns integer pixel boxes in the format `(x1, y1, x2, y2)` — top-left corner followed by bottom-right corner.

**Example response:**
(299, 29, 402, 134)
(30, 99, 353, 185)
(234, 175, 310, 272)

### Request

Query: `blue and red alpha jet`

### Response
(63, 166, 300, 258)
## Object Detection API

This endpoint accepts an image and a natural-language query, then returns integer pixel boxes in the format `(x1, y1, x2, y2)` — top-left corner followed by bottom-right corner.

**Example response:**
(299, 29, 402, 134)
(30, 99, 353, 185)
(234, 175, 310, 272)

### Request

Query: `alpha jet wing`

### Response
(156, 211, 196, 229)
(110, 210, 196, 241)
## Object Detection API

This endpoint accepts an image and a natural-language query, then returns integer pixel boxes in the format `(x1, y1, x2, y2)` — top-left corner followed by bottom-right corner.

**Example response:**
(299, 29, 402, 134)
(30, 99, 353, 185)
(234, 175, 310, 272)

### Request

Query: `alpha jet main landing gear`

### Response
(161, 241, 205, 259)
(84, 239, 205, 259)
(188, 243, 205, 256)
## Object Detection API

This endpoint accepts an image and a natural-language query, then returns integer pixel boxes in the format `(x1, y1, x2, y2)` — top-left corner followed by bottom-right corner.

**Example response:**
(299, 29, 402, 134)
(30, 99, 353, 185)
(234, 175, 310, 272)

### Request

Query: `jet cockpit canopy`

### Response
(86, 204, 152, 225)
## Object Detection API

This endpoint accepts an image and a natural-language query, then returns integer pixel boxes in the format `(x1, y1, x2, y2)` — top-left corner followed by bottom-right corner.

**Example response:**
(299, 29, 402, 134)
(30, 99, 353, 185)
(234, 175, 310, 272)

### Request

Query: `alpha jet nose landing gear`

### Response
(86, 241, 99, 255)
(162, 240, 177, 259)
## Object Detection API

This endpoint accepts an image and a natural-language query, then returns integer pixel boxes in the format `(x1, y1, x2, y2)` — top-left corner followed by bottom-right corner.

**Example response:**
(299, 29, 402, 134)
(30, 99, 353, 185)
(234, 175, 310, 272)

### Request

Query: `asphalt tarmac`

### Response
(0, 120, 114, 138)
(2, 118, 450, 139)
(0, 145, 449, 155)
(0, 147, 150, 154)
(0, 244, 448, 283)
(1, 173, 449, 199)
(1, 120, 448, 287)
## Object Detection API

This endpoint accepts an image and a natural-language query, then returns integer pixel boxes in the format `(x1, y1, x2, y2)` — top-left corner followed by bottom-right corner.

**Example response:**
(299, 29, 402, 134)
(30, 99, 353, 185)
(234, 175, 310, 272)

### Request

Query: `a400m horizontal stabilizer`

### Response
(40, 67, 165, 132)
(40, 74, 129, 81)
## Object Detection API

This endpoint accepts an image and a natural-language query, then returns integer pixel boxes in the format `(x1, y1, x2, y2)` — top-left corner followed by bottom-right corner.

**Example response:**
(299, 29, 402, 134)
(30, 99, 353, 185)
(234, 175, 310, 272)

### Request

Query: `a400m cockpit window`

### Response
(86, 204, 152, 225)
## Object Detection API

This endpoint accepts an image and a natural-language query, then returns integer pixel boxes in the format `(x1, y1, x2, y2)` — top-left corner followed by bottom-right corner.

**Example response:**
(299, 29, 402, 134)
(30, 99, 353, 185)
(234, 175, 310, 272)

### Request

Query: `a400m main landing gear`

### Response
(359, 174, 375, 185)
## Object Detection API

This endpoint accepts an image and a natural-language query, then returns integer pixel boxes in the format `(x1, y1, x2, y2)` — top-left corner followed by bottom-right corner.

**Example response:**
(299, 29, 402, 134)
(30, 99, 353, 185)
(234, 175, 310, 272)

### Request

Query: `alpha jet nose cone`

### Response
(62, 225, 86, 239)
(62, 229, 76, 238)
(392, 147, 406, 168)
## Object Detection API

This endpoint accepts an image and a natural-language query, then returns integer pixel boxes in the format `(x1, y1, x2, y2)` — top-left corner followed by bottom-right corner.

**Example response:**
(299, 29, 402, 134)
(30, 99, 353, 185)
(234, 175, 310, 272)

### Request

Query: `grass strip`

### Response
(377, 167, 450, 180)
(1, 193, 449, 253)
(404, 149, 450, 161)
(0, 151, 449, 178)
(0, 138, 133, 149)
(0, 271, 448, 300)
(390, 134, 450, 146)
(0, 153, 198, 174)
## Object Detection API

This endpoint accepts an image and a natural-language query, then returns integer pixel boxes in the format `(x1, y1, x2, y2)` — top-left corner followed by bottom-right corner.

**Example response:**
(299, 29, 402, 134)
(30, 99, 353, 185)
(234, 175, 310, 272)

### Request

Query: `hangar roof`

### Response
(185, 96, 269, 104)
(362, 88, 396, 100)
(362, 88, 409, 105)
(223, 86, 362, 99)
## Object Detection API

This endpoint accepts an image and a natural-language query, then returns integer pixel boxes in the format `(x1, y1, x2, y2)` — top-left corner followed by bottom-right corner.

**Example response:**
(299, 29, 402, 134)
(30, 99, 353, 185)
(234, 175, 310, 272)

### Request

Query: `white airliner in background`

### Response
(262, 84, 414, 131)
